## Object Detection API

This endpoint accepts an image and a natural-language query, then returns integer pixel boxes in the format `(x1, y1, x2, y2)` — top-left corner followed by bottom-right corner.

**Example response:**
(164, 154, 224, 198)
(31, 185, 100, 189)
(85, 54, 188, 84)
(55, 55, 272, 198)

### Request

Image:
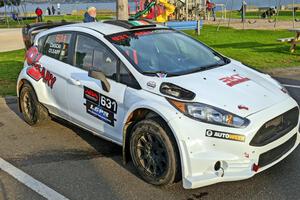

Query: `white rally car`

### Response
(17, 20, 300, 189)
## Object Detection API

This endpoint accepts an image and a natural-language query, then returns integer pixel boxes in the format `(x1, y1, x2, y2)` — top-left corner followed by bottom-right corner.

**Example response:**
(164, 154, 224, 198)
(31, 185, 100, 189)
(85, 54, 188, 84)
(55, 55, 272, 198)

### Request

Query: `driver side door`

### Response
(66, 33, 127, 143)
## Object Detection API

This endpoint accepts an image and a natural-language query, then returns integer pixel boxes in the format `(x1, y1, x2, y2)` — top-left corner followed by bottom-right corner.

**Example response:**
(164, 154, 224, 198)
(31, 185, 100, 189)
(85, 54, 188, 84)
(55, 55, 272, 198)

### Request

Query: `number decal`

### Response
(83, 87, 118, 126)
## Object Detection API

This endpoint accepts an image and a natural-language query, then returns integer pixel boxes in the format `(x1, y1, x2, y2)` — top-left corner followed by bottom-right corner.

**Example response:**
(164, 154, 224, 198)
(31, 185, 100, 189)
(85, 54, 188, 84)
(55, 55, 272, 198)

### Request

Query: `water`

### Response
(0, 0, 299, 14)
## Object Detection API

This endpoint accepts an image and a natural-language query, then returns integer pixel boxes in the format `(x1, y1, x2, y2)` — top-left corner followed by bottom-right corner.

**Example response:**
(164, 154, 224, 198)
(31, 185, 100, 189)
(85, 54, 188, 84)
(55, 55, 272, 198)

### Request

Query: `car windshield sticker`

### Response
(55, 34, 68, 43)
(206, 129, 245, 142)
(83, 87, 117, 126)
(219, 74, 250, 87)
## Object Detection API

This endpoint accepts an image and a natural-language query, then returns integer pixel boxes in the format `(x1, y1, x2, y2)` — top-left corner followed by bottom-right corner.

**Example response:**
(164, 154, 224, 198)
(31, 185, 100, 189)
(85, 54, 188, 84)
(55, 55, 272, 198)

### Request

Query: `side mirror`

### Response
(88, 70, 111, 92)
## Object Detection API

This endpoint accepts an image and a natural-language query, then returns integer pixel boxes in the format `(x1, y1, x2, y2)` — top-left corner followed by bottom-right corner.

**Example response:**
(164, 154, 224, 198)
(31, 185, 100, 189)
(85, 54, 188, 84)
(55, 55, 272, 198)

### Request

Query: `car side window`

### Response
(37, 35, 47, 53)
(119, 62, 141, 89)
(74, 34, 117, 80)
(43, 33, 72, 63)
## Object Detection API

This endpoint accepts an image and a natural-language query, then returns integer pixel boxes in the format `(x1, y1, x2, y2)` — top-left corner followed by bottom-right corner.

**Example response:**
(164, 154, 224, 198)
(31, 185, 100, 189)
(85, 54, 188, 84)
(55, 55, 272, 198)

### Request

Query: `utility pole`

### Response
(116, 0, 129, 20)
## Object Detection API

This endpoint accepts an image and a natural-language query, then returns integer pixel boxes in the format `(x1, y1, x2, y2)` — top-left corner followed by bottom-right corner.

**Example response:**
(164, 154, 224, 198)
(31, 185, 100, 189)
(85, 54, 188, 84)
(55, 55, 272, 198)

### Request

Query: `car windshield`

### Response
(106, 29, 229, 77)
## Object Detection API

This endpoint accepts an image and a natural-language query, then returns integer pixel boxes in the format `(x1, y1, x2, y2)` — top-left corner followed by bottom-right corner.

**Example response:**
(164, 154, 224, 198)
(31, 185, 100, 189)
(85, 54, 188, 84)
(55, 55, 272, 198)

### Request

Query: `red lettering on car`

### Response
(219, 74, 250, 87)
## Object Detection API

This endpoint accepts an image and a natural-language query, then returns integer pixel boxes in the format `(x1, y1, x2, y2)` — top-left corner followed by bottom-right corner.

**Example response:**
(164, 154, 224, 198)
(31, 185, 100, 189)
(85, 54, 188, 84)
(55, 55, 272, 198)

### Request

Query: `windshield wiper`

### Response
(184, 63, 224, 75)
(142, 70, 176, 77)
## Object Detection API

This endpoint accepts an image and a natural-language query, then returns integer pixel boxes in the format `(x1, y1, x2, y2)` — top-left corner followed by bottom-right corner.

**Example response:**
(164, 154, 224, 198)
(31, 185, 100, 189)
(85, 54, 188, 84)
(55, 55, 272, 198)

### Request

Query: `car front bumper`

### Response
(168, 97, 300, 189)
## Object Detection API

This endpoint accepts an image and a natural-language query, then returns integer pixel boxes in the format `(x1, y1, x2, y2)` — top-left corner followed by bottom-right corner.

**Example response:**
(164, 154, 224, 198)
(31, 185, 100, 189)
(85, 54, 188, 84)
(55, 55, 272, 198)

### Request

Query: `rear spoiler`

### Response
(22, 21, 75, 50)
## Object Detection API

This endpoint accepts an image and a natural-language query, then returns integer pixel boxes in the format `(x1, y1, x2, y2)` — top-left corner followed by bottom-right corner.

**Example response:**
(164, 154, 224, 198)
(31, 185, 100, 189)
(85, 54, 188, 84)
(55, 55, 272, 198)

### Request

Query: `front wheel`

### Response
(19, 83, 49, 126)
(130, 118, 180, 186)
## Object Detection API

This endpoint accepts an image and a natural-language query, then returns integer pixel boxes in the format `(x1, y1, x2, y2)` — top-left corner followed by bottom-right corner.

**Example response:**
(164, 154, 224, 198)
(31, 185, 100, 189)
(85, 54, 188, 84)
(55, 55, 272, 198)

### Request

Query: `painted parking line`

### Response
(0, 158, 69, 200)
(282, 84, 300, 89)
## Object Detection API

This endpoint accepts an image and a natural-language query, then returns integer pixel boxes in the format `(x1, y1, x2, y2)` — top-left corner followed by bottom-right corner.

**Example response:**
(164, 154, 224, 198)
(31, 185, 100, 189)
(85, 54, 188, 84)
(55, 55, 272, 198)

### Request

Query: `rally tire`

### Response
(129, 117, 180, 186)
(19, 83, 49, 126)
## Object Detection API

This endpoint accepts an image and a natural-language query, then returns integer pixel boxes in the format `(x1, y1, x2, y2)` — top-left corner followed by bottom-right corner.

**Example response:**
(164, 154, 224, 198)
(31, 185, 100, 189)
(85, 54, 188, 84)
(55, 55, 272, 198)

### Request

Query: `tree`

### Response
(116, 0, 128, 20)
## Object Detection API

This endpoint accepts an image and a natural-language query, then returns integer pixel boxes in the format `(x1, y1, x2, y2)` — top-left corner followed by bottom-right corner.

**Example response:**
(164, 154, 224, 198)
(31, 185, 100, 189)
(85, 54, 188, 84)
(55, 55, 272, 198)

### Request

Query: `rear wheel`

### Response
(19, 83, 49, 126)
(130, 117, 180, 186)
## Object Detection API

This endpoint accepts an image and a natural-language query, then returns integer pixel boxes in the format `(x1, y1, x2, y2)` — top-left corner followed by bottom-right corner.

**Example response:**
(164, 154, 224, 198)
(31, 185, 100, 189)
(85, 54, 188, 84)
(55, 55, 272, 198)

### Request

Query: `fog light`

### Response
(214, 161, 221, 171)
(252, 163, 260, 172)
(214, 161, 224, 177)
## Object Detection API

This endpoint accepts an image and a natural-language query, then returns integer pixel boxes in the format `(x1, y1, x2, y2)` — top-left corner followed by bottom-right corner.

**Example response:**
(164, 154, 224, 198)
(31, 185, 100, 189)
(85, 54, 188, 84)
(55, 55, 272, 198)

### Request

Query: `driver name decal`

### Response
(83, 87, 117, 126)
(219, 74, 250, 87)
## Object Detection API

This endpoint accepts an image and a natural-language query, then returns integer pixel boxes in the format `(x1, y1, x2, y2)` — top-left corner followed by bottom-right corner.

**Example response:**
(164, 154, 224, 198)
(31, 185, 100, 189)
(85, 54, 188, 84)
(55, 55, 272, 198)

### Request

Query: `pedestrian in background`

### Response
(206, 0, 216, 21)
(239, 0, 247, 22)
(52, 5, 56, 15)
(35, 7, 43, 22)
(47, 7, 51, 15)
(83, 7, 97, 23)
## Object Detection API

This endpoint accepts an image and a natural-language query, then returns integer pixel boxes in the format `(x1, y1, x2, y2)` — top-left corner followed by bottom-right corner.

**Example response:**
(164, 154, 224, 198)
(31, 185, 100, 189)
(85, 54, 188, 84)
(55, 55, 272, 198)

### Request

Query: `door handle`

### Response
(68, 77, 81, 86)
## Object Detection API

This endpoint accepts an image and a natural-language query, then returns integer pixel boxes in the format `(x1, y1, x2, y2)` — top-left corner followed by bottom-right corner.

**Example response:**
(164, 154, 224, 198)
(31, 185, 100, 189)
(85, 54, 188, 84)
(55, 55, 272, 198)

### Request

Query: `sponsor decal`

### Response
(25, 46, 57, 89)
(134, 31, 152, 37)
(83, 87, 118, 126)
(219, 74, 250, 87)
(206, 129, 246, 142)
(26, 63, 56, 89)
(146, 81, 156, 89)
(111, 34, 129, 41)
(55, 34, 68, 43)
(84, 87, 99, 104)
(157, 73, 167, 78)
(86, 101, 115, 126)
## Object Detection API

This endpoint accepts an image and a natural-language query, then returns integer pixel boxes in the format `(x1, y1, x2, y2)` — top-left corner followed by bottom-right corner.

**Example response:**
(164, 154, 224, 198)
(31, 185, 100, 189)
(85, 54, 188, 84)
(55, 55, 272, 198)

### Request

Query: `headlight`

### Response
(168, 98, 250, 128)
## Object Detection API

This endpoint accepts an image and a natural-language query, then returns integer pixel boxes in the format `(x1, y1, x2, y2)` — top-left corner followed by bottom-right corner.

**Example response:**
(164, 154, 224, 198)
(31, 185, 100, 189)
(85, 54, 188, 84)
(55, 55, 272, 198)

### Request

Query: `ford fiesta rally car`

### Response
(17, 20, 300, 189)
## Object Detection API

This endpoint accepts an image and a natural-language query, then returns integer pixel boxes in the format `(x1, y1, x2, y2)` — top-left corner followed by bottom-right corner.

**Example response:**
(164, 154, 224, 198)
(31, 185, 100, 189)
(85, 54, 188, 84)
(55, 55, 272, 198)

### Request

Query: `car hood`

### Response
(141, 61, 289, 118)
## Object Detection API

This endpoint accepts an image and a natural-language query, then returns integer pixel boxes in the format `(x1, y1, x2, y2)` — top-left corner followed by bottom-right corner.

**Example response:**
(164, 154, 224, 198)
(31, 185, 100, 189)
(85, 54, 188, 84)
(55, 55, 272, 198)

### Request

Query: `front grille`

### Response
(250, 107, 299, 147)
(258, 134, 297, 167)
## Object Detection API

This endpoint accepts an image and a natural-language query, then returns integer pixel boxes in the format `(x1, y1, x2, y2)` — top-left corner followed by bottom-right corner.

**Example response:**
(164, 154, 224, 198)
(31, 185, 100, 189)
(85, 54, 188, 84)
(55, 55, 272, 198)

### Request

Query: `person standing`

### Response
(206, 0, 212, 20)
(211, 2, 216, 21)
(83, 7, 97, 23)
(239, 0, 247, 22)
(206, 0, 216, 21)
(52, 5, 56, 15)
(47, 7, 51, 16)
(35, 7, 43, 22)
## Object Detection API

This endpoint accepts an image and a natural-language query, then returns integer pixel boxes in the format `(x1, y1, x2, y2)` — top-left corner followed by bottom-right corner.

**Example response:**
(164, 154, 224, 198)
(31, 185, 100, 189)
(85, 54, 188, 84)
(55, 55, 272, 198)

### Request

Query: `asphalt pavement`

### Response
(0, 77, 300, 200)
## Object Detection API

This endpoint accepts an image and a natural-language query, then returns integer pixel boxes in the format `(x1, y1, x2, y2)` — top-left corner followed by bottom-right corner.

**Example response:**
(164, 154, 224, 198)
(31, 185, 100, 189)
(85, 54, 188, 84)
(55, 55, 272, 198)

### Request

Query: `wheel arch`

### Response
(17, 79, 36, 113)
(17, 78, 47, 114)
(122, 106, 182, 182)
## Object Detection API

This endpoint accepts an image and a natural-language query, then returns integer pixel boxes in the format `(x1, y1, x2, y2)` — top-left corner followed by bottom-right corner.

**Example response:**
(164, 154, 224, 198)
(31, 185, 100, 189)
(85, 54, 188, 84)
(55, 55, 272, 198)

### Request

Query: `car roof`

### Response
(65, 20, 166, 35)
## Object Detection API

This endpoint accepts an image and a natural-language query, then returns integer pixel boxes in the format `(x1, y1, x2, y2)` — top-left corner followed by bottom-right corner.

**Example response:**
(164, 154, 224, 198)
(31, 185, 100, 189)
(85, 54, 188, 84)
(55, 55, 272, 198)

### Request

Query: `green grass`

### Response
(0, 49, 24, 96)
(185, 25, 300, 69)
(0, 14, 114, 28)
(0, 25, 299, 96)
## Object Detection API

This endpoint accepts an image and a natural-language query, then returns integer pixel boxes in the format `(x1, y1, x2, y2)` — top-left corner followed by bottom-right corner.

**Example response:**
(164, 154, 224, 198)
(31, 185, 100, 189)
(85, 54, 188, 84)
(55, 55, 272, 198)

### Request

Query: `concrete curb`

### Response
(0, 96, 17, 104)
(265, 67, 300, 81)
